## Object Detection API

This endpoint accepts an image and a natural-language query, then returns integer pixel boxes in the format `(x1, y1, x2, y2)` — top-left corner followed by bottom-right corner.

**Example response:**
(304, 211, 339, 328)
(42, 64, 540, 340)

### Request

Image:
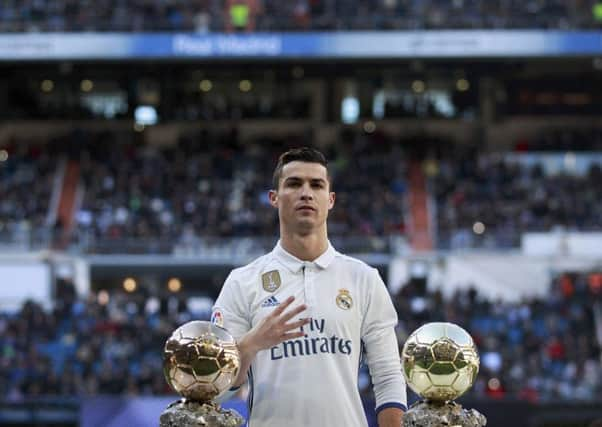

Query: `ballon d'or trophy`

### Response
(402, 322, 487, 427)
(160, 321, 244, 427)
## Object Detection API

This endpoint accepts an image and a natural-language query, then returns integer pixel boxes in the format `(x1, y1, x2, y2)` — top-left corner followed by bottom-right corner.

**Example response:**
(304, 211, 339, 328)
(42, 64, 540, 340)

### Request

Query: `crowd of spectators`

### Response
(0, 143, 55, 248)
(1, 0, 601, 33)
(74, 128, 407, 253)
(390, 271, 602, 402)
(429, 146, 602, 249)
(4, 128, 602, 253)
(0, 280, 189, 399)
(1, 272, 600, 404)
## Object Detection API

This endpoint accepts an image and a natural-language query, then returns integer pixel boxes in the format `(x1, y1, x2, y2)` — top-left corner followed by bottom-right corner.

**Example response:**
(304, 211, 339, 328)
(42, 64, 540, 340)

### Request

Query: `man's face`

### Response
(269, 161, 335, 232)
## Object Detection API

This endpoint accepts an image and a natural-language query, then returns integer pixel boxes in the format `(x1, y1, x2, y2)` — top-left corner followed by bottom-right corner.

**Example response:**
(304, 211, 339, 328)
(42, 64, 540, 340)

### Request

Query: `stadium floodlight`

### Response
(341, 96, 359, 124)
(135, 105, 158, 125)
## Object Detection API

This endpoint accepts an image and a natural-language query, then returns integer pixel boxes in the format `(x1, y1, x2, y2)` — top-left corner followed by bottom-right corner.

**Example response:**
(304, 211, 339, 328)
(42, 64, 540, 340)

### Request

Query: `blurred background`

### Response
(1, 1, 602, 426)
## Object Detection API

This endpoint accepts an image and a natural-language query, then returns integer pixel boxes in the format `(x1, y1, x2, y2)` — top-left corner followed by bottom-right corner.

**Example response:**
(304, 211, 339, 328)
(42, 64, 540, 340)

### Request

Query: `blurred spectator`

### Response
(225, 0, 261, 32)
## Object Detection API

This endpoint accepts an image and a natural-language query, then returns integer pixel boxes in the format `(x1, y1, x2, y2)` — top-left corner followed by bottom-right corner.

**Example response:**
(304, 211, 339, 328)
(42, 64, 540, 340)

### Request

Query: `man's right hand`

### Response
(233, 296, 309, 387)
(240, 295, 309, 354)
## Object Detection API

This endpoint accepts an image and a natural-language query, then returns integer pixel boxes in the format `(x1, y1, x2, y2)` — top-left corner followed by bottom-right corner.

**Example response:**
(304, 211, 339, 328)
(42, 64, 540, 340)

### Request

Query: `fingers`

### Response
(281, 331, 306, 341)
(283, 318, 310, 331)
(271, 295, 295, 317)
(267, 296, 310, 345)
(271, 296, 308, 324)
(280, 304, 308, 323)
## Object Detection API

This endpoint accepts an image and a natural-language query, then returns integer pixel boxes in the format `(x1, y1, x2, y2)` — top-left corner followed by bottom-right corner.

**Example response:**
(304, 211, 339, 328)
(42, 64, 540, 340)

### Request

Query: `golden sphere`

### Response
(402, 322, 479, 402)
(163, 321, 240, 402)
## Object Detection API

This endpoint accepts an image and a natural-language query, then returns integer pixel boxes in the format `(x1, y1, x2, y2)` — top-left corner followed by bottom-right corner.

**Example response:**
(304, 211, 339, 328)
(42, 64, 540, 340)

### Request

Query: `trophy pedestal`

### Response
(160, 400, 244, 427)
(403, 400, 487, 427)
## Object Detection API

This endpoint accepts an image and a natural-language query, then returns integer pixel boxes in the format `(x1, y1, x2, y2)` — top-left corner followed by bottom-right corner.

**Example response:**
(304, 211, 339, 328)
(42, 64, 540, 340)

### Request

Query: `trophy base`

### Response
(160, 399, 244, 427)
(403, 400, 487, 427)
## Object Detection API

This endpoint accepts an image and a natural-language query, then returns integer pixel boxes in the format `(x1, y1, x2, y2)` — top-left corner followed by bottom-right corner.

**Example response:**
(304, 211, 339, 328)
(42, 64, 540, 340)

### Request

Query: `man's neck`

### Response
(279, 231, 328, 262)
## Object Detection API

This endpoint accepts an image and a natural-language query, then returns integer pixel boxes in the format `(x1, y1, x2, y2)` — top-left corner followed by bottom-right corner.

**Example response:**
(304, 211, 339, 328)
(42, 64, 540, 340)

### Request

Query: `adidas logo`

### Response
(261, 296, 280, 308)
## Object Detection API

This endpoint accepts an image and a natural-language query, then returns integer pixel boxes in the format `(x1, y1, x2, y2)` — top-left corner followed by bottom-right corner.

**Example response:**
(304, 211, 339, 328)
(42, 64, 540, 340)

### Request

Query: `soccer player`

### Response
(212, 147, 406, 426)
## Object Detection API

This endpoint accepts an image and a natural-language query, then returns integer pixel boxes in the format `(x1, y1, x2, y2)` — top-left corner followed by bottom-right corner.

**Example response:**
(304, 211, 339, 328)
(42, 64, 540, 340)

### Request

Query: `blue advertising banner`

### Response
(0, 31, 601, 61)
(80, 396, 249, 427)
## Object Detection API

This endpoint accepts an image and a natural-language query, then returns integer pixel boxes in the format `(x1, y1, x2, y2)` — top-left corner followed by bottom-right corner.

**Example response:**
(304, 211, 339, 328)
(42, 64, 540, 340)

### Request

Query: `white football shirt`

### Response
(212, 241, 407, 427)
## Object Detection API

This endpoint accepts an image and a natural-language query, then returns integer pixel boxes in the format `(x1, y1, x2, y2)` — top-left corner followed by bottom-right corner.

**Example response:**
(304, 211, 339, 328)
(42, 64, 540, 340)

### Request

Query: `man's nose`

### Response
(300, 183, 314, 200)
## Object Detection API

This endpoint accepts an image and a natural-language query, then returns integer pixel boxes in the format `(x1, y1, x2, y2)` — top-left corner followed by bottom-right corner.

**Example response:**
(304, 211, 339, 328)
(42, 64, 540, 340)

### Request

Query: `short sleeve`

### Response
(212, 272, 251, 341)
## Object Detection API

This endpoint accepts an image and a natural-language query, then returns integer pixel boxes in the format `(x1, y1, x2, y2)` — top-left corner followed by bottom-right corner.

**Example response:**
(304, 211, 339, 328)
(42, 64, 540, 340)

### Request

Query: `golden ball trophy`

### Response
(402, 322, 487, 427)
(160, 321, 244, 427)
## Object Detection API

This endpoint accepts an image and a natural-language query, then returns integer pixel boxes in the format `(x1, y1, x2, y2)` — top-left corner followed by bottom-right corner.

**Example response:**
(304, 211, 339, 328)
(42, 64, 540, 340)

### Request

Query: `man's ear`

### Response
(328, 192, 336, 210)
(268, 189, 278, 208)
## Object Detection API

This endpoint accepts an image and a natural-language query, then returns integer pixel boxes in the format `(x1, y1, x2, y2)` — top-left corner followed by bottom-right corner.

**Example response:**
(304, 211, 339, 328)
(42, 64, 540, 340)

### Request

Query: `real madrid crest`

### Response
(262, 270, 281, 292)
(336, 289, 353, 310)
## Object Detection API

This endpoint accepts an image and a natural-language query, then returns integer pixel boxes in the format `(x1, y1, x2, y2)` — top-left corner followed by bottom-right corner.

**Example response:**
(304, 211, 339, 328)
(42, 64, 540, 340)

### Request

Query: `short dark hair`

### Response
(272, 147, 329, 190)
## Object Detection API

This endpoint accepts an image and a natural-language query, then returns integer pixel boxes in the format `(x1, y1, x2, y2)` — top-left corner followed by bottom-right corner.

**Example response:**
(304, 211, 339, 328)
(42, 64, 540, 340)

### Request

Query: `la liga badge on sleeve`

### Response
(211, 310, 224, 327)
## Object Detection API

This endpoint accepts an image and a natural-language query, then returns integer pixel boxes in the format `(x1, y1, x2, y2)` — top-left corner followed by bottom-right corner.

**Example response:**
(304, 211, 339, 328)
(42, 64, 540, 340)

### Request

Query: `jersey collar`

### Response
(273, 240, 336, 273)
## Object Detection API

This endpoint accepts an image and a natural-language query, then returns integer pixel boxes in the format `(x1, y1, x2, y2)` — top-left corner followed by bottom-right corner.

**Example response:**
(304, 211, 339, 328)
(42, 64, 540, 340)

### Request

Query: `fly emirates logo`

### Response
(270, 318, 352, 360)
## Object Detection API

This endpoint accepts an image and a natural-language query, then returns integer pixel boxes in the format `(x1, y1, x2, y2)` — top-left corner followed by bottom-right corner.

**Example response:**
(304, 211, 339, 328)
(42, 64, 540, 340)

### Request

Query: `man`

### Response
(212, 147, 406, 426)
(225, 0, 260, 32)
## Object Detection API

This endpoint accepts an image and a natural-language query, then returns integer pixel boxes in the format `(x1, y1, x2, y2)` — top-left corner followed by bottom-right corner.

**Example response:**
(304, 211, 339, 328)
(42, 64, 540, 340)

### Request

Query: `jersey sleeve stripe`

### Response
(375, 401, 408, 414)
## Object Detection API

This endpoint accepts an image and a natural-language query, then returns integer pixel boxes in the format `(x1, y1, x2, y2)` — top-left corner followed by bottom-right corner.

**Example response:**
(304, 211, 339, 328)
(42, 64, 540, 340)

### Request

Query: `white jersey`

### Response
(212, 241, 407, 427)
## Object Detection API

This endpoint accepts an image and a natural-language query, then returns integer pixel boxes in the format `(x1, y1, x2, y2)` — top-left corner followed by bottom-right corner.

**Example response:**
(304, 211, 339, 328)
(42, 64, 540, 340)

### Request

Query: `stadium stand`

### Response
(0, 0, 601, 32)
(430, 150, 602, 249)
(1, 129, 405, 253)
(1, 272, 600, 401)
(3, 129, 602, 252)
(393, 272, 602, 402)
(0, 143, 56, 249)
(2, 1, 602, 425)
